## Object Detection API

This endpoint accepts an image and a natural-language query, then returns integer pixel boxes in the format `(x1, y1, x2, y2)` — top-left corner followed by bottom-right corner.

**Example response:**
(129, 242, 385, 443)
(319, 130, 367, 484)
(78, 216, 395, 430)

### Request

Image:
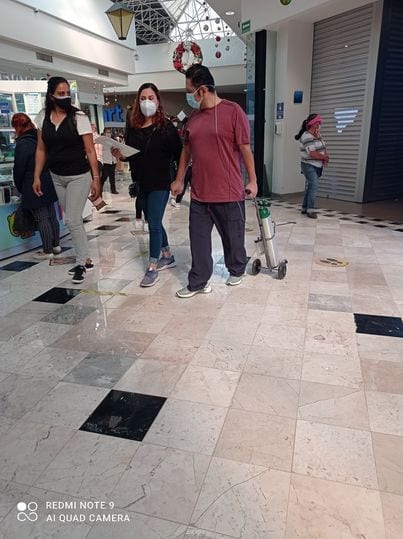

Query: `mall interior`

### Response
(0, 0, 403, 537)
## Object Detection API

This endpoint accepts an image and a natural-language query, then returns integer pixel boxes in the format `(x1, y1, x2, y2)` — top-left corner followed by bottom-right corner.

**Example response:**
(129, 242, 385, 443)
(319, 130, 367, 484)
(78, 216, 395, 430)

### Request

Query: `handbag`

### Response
(13, 205, 37, 233)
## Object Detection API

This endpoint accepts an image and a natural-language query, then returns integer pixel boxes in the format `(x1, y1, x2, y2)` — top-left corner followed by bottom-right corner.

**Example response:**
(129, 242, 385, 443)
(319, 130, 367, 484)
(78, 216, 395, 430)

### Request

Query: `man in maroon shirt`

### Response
(171, 64, 258, 298)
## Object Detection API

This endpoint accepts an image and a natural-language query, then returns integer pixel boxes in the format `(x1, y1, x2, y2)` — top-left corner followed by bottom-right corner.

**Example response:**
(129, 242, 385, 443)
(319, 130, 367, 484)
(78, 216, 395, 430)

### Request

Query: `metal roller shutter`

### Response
(310, 4, 374, 201)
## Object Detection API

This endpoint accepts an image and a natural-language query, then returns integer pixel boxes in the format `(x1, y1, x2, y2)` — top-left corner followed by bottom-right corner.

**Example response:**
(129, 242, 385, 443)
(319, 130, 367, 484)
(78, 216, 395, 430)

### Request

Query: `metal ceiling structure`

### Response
(113, 0, 235, 45)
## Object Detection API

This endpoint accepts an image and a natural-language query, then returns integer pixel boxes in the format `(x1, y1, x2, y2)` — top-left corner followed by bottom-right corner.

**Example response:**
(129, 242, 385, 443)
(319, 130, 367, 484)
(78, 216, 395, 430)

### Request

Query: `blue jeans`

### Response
(301, 162, 321, 212)
(139, 190, 170, 263)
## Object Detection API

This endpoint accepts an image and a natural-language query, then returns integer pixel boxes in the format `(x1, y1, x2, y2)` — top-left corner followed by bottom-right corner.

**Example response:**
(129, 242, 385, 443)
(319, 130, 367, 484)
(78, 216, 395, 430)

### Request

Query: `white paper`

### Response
(95, 136, 139, 158)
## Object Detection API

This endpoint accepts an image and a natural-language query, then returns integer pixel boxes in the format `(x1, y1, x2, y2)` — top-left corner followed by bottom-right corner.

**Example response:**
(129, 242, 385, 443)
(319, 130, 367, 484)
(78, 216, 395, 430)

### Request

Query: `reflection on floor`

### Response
(0, 183, 402, 538)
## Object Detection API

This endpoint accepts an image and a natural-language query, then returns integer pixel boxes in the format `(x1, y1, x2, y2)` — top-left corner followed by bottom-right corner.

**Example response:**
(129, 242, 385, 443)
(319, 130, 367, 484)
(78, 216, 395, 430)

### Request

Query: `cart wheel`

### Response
(277, 260, 287, 280)
(251, 258, 262, 275)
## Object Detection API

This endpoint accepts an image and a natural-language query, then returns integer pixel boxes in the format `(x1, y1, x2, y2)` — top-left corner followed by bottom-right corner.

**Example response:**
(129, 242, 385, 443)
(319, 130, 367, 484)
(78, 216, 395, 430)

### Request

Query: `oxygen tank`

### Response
(257, 200, 279, 268)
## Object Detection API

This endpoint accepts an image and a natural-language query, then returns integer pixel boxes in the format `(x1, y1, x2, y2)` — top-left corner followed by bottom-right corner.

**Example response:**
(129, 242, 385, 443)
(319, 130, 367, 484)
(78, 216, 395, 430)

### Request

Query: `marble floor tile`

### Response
(171, 365, 240, 407)
(144, 399, 227, 455)
(381, 492, 403, 539)
(366, 391, 403, 436)
(357, 334, 403, 363)
(40, 304, 96, 325)
(141, 335, 200, 363)
(0, 342, 43, 374)
(87, 514, 187, 539)
(262, 305, 308, 328)
(190, 457, 290, 538)
(104, 307, 172, 334)
(301, 351, 362, 388)
(232, 373, 299, 418)
(361, 358, 403, 394)
(214, 408, 295, 471)
(0, 260, 37, 271)
(184, 528, 236, 538)
(23, 382, 109, 429)
(0, 480, 29, 519)
(114, 359, 186, 397)
(35, 430, 138, 499)
(0, 486, 91, 538)
(52, 325, 155, 357)
(20, 347, 87, 380)
(63, 352, 134, 388)
(111, 444, 210, 524)
(299, 381, 369, 430)
(9, 320, 71, 348)
(286, 474, 385, 539)
(191, 339, 250, 372)
(0, 310, 47, 340)
(206, 318, 259, 346)
(293, 420, 378, 488)
(306, 308, 355, 332)
(254, 323, 306, 350)
(0, 374, 56, 419)
(354, 313, 403, 338)
(310, 280, 351, 297)
(244, 344, 303, 380)
(308, 293, 352, 312)
(0, 415, 15, 438)
(0, 420, 74, 484)
(372, 432, 403, 496)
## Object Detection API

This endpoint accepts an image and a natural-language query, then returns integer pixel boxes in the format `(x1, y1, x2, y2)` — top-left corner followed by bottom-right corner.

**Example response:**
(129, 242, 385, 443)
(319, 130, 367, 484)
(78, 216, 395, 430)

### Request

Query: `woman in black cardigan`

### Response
(12, 113, 60, 259)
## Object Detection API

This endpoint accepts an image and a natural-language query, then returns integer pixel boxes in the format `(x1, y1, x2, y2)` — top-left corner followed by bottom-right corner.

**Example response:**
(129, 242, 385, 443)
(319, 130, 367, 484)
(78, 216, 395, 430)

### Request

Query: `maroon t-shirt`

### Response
(184, 99, 250, 203)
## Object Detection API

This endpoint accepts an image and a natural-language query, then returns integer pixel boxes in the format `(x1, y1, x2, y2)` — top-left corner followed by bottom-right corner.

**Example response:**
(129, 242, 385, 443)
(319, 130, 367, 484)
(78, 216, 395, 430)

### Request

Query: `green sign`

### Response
(241, 20, 251, 34)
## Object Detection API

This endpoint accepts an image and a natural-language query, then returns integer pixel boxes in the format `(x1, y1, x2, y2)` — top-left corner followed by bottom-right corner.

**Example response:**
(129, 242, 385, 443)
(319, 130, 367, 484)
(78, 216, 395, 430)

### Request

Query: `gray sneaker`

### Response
(140, 269, 160, 287)
(176, 284, 212, 298)
(156, 255, 176, 271)
(226, 274, 244, 286)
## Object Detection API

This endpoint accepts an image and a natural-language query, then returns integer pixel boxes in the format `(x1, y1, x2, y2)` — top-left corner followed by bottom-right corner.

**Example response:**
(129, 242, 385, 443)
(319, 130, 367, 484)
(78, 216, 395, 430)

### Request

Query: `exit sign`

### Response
(241, 20, 251, 34)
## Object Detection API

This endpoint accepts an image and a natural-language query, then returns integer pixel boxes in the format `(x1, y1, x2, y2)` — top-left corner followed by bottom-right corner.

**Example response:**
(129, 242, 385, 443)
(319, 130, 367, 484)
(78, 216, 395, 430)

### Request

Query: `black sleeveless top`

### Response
(41, 112, 89, 176)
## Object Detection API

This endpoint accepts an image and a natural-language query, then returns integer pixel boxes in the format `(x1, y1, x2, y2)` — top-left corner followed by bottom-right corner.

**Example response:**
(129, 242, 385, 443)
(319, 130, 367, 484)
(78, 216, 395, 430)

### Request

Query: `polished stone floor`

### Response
(0, 181, 402, 538)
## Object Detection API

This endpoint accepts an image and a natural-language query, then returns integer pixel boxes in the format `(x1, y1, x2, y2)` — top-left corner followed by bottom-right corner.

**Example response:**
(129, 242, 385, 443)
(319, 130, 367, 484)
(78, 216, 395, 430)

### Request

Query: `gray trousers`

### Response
(188, 200, 247, 291)
(51, 171, 92, 266)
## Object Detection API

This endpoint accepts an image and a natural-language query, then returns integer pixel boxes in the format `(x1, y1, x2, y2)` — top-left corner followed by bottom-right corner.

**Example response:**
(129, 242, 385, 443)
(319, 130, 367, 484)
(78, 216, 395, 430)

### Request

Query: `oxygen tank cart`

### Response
(250, 198, 288, 280)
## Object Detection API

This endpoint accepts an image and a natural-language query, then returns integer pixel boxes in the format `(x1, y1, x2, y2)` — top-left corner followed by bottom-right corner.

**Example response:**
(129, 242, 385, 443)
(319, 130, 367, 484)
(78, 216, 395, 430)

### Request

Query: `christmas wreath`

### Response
(172, 41, 203, 74)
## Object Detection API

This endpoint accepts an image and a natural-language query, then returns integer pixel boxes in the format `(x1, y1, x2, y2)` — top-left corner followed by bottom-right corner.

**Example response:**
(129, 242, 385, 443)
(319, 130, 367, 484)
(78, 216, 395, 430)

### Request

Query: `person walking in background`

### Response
(12, 113, 60, 260)
(100, 127, 118, 194)
(112, 82, 182, 287)
(171, 64, 258, 298)
(295, 113, 329, 219)
(91, 123, 103, 179)
(33, 76, 101, 284)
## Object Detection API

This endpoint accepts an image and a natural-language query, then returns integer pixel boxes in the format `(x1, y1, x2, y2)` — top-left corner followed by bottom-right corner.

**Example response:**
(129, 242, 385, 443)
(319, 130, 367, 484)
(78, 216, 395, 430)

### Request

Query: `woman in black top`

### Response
(113, 83, 182, 287)
(12, 113, 60, 259)
(33, 77, 100, 284)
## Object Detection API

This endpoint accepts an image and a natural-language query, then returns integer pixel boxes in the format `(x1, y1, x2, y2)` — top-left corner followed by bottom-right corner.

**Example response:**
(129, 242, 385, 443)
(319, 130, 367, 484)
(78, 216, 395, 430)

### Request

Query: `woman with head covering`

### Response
(33, 76, 100, 283)
(295, 113, 329, 219)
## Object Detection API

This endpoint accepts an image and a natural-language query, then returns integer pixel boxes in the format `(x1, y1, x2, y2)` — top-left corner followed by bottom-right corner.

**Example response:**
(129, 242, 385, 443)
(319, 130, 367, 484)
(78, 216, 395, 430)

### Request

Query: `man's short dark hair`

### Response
(185, 65, 215, 93)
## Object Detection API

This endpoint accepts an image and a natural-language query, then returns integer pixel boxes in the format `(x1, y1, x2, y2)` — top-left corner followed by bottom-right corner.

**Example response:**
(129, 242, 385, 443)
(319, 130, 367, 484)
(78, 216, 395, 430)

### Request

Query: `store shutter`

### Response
(310, 4, 374, 201)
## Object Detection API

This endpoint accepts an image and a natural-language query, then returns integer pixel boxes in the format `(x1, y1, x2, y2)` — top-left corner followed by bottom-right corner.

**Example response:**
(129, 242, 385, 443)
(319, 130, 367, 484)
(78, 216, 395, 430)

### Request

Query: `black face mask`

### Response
(52, 95, 72, 111)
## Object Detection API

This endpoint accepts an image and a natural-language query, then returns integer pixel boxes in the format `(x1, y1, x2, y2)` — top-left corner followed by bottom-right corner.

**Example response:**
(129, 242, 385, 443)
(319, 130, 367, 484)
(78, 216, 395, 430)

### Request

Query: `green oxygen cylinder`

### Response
(257, 200, 278, 268)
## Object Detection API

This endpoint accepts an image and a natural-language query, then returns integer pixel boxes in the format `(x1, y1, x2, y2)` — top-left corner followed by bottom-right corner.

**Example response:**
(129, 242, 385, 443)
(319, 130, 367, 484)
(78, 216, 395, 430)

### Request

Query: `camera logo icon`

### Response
(17, 502, 38, 522)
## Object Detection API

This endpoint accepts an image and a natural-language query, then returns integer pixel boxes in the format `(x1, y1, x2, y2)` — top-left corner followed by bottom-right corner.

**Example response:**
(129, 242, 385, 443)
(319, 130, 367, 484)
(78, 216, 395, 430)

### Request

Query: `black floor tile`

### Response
(340, 217, 352, 221)
(102, 210, 121, 214)
(396, 229, 403, 232)
(115, 217, 131, 222)
(0, 261, 38, 271)
(33, 287, 82, 304)
(323, 214, 336, 217)
(390, 221, 402, 225)
(94, 225, 119, 230)
(95, 225, 120, 231)
(374, 224, 388, 228)
(80, 389, 166, 441)
(354, 313, 403, 338)
(357, 220, 369, 224)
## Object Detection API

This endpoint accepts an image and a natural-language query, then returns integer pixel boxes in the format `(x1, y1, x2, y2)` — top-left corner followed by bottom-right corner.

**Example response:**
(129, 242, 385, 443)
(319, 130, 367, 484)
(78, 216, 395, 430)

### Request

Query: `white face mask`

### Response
(140, 100, 158, 117)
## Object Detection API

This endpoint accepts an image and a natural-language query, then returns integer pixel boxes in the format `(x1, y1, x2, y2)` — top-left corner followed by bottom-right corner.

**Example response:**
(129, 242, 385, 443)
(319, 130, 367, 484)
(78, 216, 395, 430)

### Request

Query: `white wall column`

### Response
(271, 21, 313, 195)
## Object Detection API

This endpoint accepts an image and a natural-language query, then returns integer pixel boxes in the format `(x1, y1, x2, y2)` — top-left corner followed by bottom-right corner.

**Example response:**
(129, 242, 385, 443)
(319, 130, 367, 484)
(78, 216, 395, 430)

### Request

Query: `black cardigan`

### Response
(13, 129, 58, 209)
(125, 120, 182, 191)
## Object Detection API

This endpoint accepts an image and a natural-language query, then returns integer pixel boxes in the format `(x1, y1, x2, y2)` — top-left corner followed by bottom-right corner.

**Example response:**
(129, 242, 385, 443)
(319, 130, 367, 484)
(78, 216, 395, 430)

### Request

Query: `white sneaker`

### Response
(33, 251, 54, 260)
(134, 219, 143, 230)
(143, 221, 149, 233)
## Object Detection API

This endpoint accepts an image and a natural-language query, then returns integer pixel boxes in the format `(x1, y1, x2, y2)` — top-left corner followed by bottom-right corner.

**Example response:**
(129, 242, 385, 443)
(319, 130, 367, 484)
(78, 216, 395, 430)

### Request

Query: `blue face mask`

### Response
(186, 91, 200, 110)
